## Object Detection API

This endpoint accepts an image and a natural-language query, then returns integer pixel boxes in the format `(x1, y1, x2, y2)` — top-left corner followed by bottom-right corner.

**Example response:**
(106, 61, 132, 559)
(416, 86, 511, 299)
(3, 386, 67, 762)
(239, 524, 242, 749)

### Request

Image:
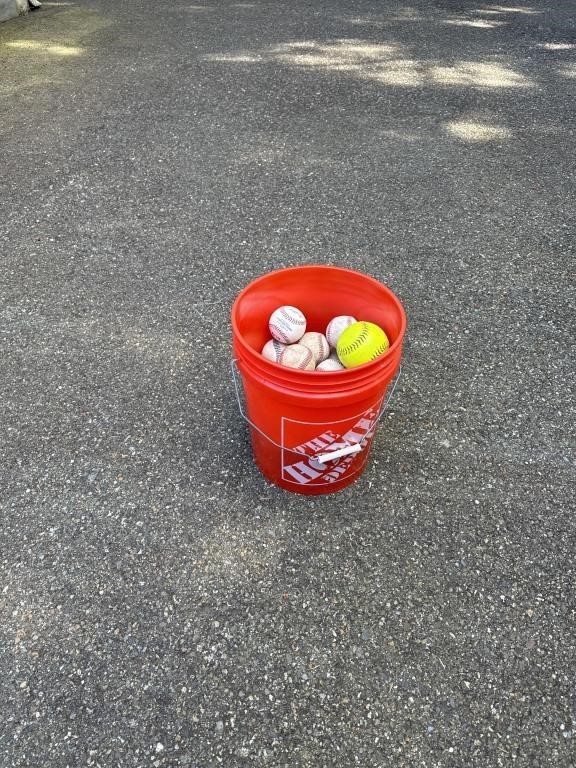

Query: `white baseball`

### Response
(316, 355, 345, 372)
(261, 338, 287, 363)
(326, 315, 357, 349)
(278, 343, 314, 370)
(269, 306, 307, 344)
(298, 332, 330, 364)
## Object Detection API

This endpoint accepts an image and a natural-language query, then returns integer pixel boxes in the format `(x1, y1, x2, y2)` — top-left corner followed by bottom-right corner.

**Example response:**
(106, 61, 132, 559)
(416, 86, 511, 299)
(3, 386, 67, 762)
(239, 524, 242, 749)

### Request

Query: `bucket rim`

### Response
(231, 264, 407, 377)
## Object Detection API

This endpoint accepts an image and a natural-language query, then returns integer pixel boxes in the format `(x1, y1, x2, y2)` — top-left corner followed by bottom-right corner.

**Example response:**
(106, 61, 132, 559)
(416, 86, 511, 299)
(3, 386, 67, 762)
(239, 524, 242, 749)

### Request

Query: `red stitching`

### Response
(298, 348, 313, 369)
(327, 316, 354, 346)
(279, 307, 305, 325)
(279, 346, 312, 369)
(270, 322, 290, 344)
(302, 333, 329, 361)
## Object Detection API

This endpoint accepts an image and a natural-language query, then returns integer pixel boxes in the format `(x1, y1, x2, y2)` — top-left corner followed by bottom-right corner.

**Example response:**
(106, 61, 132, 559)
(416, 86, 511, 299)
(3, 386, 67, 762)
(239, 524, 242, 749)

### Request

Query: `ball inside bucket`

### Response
(231, 266, 406, 495)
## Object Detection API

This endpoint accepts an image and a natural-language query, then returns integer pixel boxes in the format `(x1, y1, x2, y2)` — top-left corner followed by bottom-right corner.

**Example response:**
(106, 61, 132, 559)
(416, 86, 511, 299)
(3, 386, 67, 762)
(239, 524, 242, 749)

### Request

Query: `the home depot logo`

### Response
(281, 402, 382, 486)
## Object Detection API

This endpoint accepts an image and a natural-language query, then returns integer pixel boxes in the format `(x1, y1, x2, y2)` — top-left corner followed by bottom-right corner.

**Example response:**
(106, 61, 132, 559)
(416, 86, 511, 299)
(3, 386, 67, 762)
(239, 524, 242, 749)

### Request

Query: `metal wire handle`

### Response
(230, 359, 402, 462)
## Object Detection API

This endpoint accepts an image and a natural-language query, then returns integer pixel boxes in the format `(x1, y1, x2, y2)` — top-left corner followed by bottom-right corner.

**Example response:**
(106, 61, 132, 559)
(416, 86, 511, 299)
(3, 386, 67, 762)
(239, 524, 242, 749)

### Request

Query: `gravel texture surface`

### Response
(1, 1, 575, 766)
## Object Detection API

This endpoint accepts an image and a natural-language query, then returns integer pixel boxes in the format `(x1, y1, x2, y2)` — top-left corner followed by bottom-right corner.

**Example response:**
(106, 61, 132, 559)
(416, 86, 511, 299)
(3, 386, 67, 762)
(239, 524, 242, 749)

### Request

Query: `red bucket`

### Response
(231, 265, 406, 495)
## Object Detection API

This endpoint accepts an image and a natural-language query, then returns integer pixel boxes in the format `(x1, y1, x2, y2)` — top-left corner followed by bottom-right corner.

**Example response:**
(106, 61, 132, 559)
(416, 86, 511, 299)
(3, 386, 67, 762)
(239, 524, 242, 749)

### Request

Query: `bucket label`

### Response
(280, 400, 383, 487)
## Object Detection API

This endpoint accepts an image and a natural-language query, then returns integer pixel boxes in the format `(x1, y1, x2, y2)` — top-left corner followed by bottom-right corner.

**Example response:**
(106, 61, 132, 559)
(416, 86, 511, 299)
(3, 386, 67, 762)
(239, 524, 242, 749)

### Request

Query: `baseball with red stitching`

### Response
(269, 305, 307, 344)
(326, 315, 357, 349)
(278, 343, 315, 370)
(261, 338, 287, 363)
(316, 355, 345, 372)
(299, 332, 330, 364)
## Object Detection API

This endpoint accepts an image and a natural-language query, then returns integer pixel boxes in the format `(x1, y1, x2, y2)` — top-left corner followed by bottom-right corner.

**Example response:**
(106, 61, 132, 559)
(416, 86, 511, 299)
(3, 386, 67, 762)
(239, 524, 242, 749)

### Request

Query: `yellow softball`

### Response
(336, 321, 390, 368)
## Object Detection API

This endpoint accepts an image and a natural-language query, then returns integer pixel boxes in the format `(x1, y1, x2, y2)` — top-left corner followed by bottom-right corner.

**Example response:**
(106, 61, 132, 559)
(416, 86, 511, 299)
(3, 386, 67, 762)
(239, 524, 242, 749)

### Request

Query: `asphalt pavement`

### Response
(1, 1, 575, 766)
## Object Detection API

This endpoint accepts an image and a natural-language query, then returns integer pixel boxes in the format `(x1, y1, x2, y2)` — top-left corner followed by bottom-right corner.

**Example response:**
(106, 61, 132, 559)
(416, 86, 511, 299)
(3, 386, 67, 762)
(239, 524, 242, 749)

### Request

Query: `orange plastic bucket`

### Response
(231, 265, 406, 495)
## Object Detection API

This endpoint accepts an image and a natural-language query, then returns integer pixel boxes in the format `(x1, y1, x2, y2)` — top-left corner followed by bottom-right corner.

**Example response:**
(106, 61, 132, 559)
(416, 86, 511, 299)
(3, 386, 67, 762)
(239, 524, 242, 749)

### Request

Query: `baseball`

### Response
(261, 338, 287, 363)
(326, 315, 357, 348)
(269, 306, 307, 344)
(278, 343, 315, 370)
(298, 332, 330, 364)
(337, 321, 389, 368)
(316, 355, 345, 372)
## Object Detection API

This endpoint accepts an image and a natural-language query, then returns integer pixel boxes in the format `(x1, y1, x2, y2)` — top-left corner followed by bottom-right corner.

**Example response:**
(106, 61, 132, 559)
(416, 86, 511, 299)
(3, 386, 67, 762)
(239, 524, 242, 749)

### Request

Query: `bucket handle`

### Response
(230, 359, 402, 462)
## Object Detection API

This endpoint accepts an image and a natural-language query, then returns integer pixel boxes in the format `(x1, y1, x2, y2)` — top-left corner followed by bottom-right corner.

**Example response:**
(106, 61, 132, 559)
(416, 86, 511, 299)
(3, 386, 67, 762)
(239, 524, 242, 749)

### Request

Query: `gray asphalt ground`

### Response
(1, 1, 575, 766)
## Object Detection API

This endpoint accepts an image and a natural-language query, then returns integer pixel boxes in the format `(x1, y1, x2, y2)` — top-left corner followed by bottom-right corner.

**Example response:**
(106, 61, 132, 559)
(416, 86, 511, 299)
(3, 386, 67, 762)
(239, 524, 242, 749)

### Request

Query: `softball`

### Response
(269, 306, 307, 344)
(298, 332, 330, 364)
(336, 321, 389, 368)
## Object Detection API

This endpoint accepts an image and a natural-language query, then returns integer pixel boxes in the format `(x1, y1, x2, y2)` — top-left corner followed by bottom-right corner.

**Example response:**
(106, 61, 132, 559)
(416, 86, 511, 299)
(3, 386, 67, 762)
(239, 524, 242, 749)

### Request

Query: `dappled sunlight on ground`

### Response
(0, 7, 111, 57)
(5, 39, 84, 56)
(336, 8, 423, 25)
(370, 59, 422, 86)
(336, 17, 386, 27)
(443, 18, 507, 29)
(203, 39, 533, 90)
(558, 63, 576, 79)
(387, 7, 422, 22)
(379, 129, 422, 142)
(178, 4, 213, 10)
(202, 51, 262, 63)
(336, 4, 542, 30)
(274, 39, 400, 71)
(0, 7, 113, 114)
(475, 5, 542, 15)
(538, 42, 576, 51)
(429, 61, 530, 88)
(445, 118, 513, 142)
